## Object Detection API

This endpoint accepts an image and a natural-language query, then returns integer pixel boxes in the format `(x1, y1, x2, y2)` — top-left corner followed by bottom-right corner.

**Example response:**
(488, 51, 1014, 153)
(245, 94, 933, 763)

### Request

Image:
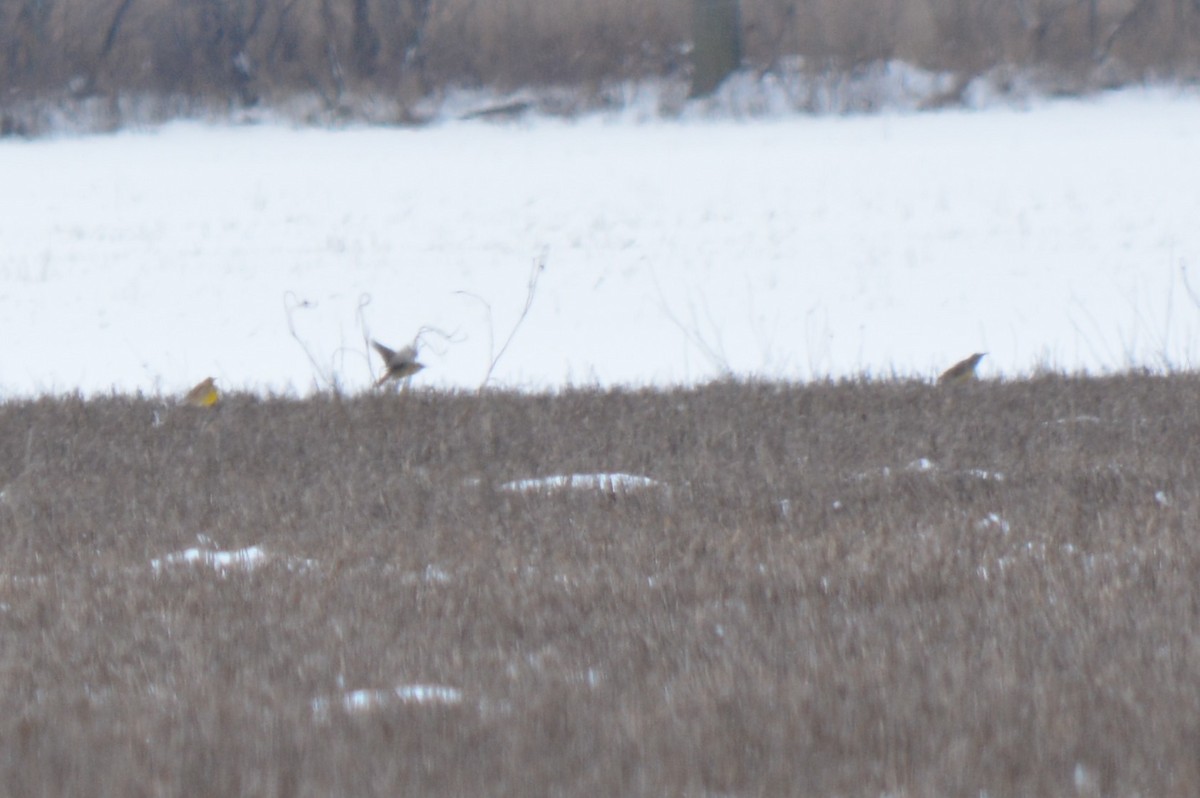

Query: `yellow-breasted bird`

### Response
(938, 353, 985, 385)
(372, 340, 425, 387)
(183, 377, 219, 407)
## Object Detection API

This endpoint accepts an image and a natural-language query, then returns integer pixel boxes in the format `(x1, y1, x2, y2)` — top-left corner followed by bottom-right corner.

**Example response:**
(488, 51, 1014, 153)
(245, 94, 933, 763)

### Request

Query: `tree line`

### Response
(1, 0, 1198, 119)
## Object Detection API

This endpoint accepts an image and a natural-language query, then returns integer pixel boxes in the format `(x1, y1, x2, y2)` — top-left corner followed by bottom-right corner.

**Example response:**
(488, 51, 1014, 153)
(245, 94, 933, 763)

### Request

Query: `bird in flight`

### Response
(372, 340, 425, 387)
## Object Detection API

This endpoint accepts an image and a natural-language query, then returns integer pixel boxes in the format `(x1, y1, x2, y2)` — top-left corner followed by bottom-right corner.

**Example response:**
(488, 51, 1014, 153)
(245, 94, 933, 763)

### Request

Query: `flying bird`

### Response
(938, 353, 985, 385)
(183, 377, 219, 407)
(372, 340, 425, 387)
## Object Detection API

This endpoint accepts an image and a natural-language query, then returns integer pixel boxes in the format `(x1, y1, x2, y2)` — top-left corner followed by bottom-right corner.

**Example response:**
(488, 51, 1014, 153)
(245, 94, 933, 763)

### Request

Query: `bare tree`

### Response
(4, 0, 55, 91)
(350, 0, 378, 78)
(691, 0, 743, 96)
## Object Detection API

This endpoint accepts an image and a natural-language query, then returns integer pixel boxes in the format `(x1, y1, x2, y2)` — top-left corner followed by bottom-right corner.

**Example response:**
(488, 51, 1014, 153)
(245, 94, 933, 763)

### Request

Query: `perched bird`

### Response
(938, 353, 986, 385)
(372, 340, 425, 387)
(183, 377, 219, 407)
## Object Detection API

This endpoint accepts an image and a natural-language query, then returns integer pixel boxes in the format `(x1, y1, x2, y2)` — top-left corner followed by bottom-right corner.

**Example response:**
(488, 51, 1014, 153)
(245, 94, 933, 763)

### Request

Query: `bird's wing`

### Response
(939, 362, 965, 381)
(395, 345, 418, 364)
(372, 340, 396, 361)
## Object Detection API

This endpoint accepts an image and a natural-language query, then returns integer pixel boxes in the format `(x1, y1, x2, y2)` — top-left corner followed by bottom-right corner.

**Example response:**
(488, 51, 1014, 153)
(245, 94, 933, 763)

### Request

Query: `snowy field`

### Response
(2, 87, 1199, 397)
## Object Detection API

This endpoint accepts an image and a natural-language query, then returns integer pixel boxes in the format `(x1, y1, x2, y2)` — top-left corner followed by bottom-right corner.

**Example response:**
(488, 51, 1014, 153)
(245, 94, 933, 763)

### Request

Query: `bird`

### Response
(372, 340, 425, 387)
(938, 353, 985, 385)
(183, 377, 219, 407)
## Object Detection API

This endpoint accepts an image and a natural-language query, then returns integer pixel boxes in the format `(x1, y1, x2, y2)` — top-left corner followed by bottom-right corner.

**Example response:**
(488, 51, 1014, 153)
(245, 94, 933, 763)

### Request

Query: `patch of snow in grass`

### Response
(150, 543, 316, 574)
(393, 684, 463, 704)
(499, 473, 659, 492)
(851, 466, 892, 481)
(855, 462, 1009, 482)
(568, 668, 604, 688)
(1046, 415, 1104, 425)
(1074, 762, 1100, 794)
(977, 513, 1011, 534)
(312, 684, 464, 718)
(151, 545, 267, 573)
(424, 564, 452, 583)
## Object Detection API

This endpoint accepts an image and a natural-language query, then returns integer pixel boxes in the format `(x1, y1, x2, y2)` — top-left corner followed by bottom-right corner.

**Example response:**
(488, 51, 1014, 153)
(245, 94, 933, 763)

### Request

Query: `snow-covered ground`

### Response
(2, 87, 1199, 398)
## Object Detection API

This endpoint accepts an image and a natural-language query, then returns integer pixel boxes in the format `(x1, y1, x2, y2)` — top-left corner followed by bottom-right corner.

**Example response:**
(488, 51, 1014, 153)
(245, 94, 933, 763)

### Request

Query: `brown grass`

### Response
(1, 374, 1199, 795)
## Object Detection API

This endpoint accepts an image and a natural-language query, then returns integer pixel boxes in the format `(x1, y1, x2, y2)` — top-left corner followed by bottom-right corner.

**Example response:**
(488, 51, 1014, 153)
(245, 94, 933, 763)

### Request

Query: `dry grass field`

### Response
(1, 374, 1199, 796)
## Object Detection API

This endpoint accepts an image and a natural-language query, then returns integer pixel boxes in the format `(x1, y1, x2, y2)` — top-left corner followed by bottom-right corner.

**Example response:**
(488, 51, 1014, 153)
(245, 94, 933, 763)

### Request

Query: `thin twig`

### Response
(488, 255, 545, 385)
(355, 293, 377, 384)
(458, 254, 546, 391)
(1180, 261, 1200, 310)
(284, 291, 335, 391)
(649, 267, 732, 376)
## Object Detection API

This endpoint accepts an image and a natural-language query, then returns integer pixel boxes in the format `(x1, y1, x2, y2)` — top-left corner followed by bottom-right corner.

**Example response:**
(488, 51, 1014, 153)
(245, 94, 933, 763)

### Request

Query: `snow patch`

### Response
(499, 473, 659, 493)
(976, 513, 1011, 534)
(312, 684, 464, 718)
(5, 88, 1200, 395)
(1047, 415, 1104, 425)
(151, 545, 268, 573)
(150, 543, 315, 574)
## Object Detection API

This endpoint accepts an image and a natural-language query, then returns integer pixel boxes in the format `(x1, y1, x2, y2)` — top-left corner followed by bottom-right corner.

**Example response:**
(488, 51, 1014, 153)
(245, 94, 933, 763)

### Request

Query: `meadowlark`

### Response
(183, 377, 219, 407)
(938, 353, 985, 385)
(372, 340, 425, 387)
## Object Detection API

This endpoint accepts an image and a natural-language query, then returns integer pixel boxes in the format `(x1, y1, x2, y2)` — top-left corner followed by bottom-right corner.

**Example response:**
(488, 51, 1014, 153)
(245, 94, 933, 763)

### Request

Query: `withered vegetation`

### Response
(1, 374, 1199, 796)
(3, 0, 1200, 133)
